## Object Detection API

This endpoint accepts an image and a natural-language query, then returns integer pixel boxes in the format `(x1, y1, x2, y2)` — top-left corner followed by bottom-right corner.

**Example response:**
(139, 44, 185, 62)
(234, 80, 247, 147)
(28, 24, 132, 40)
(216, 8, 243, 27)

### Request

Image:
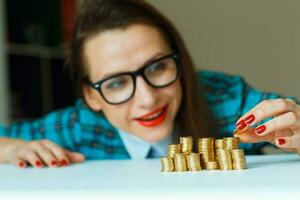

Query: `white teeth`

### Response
(141, 109, 163, 120)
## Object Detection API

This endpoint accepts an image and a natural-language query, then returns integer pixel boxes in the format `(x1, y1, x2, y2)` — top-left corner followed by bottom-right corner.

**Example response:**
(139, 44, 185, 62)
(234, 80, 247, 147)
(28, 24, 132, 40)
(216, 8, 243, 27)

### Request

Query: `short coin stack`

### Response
(186, 153, 202, 171)
(231, 149, 247, 170)
(160, 136, 247, 172)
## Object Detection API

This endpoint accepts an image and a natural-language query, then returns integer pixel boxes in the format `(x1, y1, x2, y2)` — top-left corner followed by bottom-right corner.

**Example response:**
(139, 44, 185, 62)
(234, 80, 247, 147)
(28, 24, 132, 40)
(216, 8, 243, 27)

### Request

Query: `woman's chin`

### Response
(134, 126, 172, 143)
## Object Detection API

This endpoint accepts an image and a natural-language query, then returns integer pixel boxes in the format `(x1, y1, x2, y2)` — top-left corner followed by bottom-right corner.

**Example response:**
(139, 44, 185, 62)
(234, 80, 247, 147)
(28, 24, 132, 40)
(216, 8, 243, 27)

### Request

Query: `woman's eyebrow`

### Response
(141, 52, 169, 67)
(101, 52, 170, 79)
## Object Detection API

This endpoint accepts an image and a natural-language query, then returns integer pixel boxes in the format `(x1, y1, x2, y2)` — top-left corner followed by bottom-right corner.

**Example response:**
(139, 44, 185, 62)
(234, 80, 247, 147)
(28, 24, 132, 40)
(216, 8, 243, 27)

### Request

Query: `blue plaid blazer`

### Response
(0, 70, 299, 159)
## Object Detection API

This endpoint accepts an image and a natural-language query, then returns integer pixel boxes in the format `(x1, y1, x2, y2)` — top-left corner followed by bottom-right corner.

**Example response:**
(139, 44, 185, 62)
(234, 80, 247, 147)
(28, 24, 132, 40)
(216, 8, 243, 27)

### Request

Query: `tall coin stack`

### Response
(198, 138, 216, 168)
(180, 136, 193, 154)
(223, 137, 239, 150)
(215, 139, 225, 149)
(168, 144, 181, 158)
(216, 149, 233, 170)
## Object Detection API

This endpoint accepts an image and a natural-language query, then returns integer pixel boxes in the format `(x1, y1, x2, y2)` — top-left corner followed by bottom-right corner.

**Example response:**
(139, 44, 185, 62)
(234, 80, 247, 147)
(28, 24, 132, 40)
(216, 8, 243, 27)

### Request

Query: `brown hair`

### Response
(66, 0, 218, 142)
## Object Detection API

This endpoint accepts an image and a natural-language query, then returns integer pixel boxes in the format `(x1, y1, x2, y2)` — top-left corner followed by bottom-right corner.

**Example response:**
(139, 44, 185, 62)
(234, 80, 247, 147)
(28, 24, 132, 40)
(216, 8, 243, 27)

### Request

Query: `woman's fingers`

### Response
(236, 99, 297, 130)
(41, 139, 85, 166)
(9, 139, 85, 168)
(11, 157, 27, 168)
(235, 127, 294, 144)
(19, 148, 44, 168)
(65, 151, 85, 163)
(236, 100, 272, 127)
(234, 127, 274, 143)
(275, 135, 300, 148)
(41, 140, 71, 166)
(29, 141, 59, 168)
(253, 112, 298, 136)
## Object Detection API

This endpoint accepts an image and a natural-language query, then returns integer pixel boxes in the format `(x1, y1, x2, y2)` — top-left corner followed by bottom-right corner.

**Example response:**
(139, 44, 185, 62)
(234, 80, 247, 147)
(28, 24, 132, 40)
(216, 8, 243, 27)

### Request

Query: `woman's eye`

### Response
(106, 78, 127, 90)
(147, 62, 167, 74)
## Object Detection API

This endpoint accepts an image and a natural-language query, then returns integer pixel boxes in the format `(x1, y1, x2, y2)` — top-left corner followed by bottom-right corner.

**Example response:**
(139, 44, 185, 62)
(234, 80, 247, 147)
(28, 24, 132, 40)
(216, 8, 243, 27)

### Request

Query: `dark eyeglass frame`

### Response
(84, 53, 180, 105)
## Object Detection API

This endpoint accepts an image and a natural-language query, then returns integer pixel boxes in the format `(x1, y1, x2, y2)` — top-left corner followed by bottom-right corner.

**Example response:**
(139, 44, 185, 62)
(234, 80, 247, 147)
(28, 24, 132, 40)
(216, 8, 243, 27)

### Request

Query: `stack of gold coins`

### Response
(216, 149, 233, 170)
(231, 149, 247, 170)
(173, 153, 187, 171)
(160, 157, 175, 172)
(198, 138, 215, 168)
(180, 136, 193, 154)
(161, 134, 247, 172)
(168, 144, 181, 158)
(223, 137, 239, 150)
(204, 161, 219, 170)
(186, 153, 202, 171)
(215, 139, 224, 149)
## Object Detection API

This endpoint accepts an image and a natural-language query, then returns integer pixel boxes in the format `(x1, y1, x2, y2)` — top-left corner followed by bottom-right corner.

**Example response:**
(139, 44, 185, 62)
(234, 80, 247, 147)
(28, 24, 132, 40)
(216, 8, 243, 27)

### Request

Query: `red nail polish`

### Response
(278, 138, 286, 145)
(51, 160, 58, 166)
(255, 125, 266, 135)
(244, 114, 255, 124)
(35, 161, 43, 167)
(236, 120, 246, 130)
(60, 159, 68, 166)
(19, 162, 25, 168)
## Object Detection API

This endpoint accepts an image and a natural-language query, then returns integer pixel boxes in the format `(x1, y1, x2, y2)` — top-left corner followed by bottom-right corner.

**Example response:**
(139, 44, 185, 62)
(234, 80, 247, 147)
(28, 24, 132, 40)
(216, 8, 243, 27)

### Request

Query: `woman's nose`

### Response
(134, 76, 159, 108)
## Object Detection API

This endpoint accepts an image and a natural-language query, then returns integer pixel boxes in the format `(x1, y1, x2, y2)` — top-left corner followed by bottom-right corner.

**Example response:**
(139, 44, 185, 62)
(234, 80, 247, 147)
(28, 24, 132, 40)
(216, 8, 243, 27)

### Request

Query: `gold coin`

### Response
(180, 137, 193, 154)
(174, 153, 188, 171)
(160, 157, 175, 172)
(205, 161, 219, 170)
(186, 153, 202, 171)
(168, 144, 181, 158)
(216, 149, 233, 170)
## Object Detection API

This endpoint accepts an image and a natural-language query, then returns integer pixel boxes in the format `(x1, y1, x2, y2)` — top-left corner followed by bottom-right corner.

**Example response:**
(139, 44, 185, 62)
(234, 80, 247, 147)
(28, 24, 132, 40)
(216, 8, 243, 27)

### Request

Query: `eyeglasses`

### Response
(84, 53, 180, 105)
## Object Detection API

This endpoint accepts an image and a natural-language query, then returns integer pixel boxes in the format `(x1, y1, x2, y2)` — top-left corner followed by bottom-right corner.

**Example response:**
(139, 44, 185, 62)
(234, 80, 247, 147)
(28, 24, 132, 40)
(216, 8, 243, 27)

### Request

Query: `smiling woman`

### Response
(81, 24, 182, 143)
(0, 0, 300, 168)
(67, 0, 218, 143)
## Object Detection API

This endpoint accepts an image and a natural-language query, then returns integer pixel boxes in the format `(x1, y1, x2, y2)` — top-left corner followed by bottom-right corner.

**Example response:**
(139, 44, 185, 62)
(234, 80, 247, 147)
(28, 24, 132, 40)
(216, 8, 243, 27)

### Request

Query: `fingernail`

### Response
(51, 160, 58, 166)
(35, 161, 43, 167)
(236, 120, 247, 130)
(244, 114, 255, 125)
(18, 162, 25, 168)
(60, 159, 68, 166)
(255, 125, 266, 135)
(278, 138, 286, 145)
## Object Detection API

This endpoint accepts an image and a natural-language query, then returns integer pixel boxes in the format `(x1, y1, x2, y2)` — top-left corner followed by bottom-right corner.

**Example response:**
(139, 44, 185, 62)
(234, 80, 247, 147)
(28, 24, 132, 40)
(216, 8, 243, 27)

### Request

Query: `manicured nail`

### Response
(236, 120, 246, 130)
(278, 138, 286, 145)
(255, 125, 266, 135)
(244, 114, 255, 125)
(35, 161, 43, 167)
(51, 160, 58, 166)
(18, 162, 25, 168)
(60, 159, 68, 166)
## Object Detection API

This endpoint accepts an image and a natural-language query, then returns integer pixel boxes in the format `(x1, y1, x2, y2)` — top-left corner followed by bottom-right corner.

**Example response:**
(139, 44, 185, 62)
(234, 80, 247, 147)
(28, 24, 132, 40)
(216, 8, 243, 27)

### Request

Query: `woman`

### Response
(0, 0, 299, 168)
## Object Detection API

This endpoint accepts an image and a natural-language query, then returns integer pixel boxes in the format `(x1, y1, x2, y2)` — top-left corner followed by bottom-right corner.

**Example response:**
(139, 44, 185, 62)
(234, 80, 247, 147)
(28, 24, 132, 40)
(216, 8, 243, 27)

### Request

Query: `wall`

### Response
(147, 0, 300, 99)
(0, 0, 10, 125)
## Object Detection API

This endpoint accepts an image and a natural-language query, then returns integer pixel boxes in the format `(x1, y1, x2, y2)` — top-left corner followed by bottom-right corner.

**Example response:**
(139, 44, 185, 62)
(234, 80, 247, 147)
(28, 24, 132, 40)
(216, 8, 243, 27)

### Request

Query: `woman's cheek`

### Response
(102, 107, 129, 129)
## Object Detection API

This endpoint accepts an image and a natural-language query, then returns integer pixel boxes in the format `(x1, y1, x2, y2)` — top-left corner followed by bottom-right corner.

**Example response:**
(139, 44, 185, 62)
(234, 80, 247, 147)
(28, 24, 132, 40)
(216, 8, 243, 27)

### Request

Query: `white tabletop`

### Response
(0, 154, 299, 200)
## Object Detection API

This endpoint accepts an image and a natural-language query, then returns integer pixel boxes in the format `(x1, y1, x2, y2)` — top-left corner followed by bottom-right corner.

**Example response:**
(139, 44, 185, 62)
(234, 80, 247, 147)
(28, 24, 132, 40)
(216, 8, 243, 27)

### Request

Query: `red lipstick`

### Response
(134, 104, 168, 127)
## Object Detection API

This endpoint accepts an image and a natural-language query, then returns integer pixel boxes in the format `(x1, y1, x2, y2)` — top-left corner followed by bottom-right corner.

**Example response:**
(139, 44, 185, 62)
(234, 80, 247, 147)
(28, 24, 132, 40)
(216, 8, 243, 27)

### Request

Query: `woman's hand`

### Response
(1, 138, 85, 168)
(234, 98, 300, 154)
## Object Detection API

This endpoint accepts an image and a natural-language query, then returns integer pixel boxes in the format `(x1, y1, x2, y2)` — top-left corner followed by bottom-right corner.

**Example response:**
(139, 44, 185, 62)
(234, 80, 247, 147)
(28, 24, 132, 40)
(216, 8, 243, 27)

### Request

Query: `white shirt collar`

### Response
(117, 128, 172, 159)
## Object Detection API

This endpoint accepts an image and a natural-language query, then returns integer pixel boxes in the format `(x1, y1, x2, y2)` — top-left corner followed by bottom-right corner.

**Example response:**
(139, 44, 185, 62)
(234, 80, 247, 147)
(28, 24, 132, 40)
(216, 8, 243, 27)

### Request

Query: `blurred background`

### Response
(0, 0, 299, 125)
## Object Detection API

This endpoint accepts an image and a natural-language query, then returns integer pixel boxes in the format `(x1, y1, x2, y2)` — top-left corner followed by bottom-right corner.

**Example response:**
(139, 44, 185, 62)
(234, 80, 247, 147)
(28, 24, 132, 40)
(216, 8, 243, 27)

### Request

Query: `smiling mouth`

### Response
(134, 104, 169, 127)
